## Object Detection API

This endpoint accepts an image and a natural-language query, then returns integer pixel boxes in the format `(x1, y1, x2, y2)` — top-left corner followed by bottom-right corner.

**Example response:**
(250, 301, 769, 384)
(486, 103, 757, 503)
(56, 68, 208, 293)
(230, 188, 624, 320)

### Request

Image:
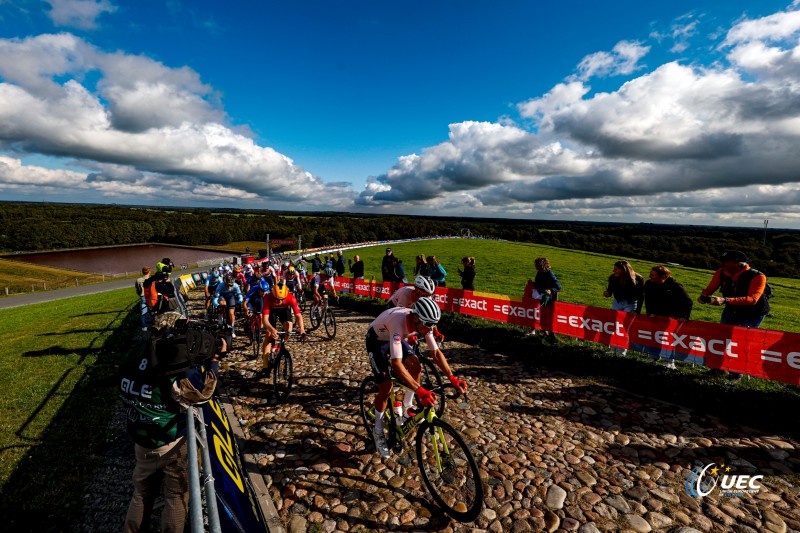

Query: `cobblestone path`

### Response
(216, 301, 800, 533)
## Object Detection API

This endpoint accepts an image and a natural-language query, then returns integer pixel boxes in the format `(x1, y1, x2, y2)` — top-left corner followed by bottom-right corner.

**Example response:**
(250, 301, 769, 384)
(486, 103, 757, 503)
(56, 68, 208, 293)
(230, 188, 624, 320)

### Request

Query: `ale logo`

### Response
(685, 463, 763, 497)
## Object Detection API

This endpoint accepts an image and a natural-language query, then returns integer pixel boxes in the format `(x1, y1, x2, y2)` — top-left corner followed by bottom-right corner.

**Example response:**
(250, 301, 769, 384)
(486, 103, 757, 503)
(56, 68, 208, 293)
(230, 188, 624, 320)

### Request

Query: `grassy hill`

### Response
(339, 238, 800, 333)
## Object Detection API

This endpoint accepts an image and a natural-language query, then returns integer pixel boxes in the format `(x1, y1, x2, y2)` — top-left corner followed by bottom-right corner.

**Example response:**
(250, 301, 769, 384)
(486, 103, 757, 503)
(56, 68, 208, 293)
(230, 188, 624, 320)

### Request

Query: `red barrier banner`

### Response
(330, 277, 800, 385)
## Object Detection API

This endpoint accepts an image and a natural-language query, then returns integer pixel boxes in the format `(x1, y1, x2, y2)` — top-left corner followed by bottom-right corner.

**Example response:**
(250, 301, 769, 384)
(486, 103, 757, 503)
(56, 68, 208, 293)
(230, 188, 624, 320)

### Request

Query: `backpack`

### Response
(743, 269, 773, 300)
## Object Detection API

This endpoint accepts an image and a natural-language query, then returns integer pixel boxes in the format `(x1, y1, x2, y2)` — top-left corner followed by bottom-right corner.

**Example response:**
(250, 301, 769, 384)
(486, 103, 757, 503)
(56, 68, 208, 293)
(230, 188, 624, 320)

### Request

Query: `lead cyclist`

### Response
(364, 297, 467, 458)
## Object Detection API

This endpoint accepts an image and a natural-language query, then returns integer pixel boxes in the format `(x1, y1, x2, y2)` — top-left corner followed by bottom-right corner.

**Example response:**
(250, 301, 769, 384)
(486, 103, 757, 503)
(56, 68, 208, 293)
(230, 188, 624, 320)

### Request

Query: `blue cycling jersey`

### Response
(212, 283, 243, 306)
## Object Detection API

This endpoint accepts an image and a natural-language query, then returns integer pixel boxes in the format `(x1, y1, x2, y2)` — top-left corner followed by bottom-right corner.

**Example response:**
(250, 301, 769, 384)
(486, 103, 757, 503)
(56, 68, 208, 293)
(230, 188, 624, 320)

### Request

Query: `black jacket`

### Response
(643, 277, 692, 319)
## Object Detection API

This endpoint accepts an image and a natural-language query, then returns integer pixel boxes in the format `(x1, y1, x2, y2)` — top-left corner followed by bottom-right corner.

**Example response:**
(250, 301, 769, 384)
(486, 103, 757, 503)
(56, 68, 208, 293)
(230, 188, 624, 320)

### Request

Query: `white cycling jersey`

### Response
(388, 285, 417, 308)
(368, 307, 438, 359)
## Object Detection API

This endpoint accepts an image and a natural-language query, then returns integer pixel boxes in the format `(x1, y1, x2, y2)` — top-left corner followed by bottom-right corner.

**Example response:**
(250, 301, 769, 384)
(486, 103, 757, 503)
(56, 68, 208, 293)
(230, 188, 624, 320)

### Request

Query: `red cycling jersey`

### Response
(262, 293, 301, 316)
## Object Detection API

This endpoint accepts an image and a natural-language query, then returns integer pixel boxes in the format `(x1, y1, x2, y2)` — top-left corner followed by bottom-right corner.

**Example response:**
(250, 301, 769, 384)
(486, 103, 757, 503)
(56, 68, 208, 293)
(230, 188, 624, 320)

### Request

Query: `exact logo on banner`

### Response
(685, 463, 763, 498)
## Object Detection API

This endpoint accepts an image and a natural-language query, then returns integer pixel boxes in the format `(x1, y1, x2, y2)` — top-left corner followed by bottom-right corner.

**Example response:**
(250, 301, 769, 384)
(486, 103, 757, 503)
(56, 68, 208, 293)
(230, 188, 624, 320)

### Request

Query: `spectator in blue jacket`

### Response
(427, 255, 447, 287)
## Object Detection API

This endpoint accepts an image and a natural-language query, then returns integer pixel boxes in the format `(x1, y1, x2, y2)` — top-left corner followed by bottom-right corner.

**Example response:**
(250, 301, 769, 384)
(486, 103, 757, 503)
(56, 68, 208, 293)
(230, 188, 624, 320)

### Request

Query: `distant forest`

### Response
(1, 202, 799, 278)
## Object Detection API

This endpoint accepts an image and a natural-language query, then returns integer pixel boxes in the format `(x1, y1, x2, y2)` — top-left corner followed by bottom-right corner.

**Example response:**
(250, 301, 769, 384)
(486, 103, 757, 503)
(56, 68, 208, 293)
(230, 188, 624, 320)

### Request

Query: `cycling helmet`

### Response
(272, 281, 289, 299)
(324, 267, 335, 277)
(287, 265, 295, 274)
(283, 261, 290, 268)
(224, 274, 234, 286)
(411, 297, 441, 327)
(413, 276, 436, 295)
(258, 279, 270, 291)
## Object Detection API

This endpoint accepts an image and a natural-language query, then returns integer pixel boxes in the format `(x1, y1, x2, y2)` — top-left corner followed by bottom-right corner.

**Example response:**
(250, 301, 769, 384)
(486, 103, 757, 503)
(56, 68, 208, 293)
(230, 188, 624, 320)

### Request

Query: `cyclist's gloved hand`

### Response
(299, 332, 307, 342)
(449, 374, 467, 393)
(416, 386, 436, 407)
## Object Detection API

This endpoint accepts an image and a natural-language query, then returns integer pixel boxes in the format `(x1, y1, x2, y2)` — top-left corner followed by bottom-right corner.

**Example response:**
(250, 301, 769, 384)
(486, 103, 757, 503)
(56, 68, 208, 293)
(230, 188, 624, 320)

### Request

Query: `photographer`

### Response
(121, 312, 226, 533)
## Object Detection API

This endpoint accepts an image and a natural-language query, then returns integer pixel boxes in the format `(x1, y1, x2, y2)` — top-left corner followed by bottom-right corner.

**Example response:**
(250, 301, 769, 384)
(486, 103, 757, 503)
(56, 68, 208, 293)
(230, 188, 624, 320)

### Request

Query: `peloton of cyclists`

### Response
(259, 281, 307, 375)
(365, 297, 467, 458)
(212, 274, 244, 337)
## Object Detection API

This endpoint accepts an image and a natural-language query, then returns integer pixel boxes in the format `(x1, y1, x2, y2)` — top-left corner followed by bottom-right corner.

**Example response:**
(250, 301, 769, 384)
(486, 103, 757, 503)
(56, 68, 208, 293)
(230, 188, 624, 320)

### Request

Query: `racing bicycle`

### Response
(309, 298, 336, 339)
(245, 313, 263, 360)
(260, 330, 298, 403)
(358, 377, 483, 522)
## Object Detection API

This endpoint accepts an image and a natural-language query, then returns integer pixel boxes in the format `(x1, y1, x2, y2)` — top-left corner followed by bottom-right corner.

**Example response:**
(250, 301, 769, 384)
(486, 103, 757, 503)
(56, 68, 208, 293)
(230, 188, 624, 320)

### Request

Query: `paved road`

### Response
(0, 268, 208, 310)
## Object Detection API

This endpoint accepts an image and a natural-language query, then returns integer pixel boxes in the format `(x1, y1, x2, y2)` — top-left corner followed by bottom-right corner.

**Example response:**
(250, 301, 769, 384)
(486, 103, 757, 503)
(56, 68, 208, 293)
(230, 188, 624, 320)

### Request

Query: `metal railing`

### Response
(187, 407, 222, 533)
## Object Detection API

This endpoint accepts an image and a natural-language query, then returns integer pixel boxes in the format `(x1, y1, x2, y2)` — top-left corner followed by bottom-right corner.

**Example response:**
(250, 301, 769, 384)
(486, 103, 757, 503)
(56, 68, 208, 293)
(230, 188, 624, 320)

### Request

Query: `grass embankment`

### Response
(346, 238, 800, 333)
(0, 258, 104, 297)
(0, 288, 142, 530)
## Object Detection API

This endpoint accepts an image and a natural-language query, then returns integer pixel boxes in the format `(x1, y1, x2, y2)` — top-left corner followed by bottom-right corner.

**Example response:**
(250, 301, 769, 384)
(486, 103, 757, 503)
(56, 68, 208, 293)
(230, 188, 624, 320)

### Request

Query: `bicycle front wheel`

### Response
(272, 349, 293, 403)
(252, 326, 262, 360)
(298, 292, 306, 313)
(420, 358, 445, 418)
(323, 309, 337, 339)
(416, 418, 483, 523)
(309, 306, 321, 329)
(358, 376, 380, 435)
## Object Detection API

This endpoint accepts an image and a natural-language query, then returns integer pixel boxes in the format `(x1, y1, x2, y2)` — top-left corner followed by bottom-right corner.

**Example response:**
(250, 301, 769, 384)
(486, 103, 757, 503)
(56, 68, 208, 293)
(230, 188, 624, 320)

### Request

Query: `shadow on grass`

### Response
(0, 302, 141, 532)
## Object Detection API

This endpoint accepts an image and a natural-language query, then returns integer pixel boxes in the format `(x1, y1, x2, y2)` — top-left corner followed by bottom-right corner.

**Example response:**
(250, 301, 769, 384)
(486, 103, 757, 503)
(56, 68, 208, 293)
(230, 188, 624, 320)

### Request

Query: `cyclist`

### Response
(212, 274, 244, 337)
(204, 268, 222, 313)
(387, 276, 436, 309)
(312, 266, 339, 310)
(365, 297, 467, 458)
(245, 278, 271, 333)
(233, 265, 247, 292)
(259, 281, 307, 374)
(282, 264, 304, 297)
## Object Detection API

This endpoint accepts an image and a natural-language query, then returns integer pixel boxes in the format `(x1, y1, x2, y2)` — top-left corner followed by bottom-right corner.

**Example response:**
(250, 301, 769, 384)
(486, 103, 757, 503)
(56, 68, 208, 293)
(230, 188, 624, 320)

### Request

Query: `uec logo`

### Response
(685, 463, 763, 497)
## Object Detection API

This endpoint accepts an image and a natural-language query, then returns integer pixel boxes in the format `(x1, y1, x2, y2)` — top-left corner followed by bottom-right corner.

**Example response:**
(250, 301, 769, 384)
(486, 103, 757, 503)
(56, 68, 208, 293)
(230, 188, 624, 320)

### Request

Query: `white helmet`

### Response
(413, 276, 436, 295)
(411, 297, 441, 326)
(324, 267, 336, 277)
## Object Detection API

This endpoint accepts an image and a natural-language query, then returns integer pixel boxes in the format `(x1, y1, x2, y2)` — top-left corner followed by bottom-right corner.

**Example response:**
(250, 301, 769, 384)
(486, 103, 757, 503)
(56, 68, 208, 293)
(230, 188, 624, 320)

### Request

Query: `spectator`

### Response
(335, 250, 346, 276)
(698, 250, 771, 380)
(391, 256, 407, 283)
(413, 254, 429, 277)
(458, 257, 476, 290)
(642, 265, 693, 368)
(311, 254, 322, 274)
(326, 253, 335, 270)
(427, 256, 447, 287)
(156, 257, 174, 273)
(529, 257, 561, 343)
(122, 312, 222, 533)
(135, 267, 151, 331)
(349, 254, 365, 279)
(381, 248, 395, 282)
(603, 260, 644, 356)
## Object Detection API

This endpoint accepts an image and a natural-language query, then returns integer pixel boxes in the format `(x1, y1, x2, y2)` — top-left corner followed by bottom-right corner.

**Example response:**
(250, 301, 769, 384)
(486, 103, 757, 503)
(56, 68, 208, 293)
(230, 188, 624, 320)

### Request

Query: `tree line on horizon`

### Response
(1, 201, 798, 278)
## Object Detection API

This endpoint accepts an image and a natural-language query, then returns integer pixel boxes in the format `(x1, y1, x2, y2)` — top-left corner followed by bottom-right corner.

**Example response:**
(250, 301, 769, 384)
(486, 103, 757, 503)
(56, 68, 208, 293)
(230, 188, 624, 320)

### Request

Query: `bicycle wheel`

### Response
(358, 376, 380, 435)
(309, 305, 321, 329)
(416, 418, 483, 522)
(251, 326, 262, 360)
(272, 348, 293, 403)
(297, 292, 306, 313)
(420, 358, 445, 418)
(323, 309, 337, 339)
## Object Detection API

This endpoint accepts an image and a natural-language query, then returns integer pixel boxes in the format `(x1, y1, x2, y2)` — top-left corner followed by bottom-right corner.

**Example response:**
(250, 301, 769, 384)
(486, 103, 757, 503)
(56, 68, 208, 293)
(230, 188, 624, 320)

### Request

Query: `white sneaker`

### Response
(231, 331, 236, 338)
(372, 427, 390, 458)
(662, 360, 676, 369)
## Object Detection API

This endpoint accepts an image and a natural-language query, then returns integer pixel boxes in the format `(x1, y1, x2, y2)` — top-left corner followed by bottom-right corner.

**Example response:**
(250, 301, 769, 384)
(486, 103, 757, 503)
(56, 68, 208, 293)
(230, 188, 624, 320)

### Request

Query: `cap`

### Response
(720, 250, 748, 263)
(386, 247, 392, 252)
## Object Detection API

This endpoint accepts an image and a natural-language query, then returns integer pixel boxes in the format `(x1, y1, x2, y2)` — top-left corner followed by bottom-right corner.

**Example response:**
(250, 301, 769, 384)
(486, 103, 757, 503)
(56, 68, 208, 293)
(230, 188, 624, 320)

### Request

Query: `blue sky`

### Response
(2, 1, 800, 228)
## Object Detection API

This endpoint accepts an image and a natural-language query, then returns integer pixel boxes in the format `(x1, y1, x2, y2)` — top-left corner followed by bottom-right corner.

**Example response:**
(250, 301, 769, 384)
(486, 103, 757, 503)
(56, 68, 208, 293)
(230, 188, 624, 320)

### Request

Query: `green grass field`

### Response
(0, 288, 140, 527)
(345, 238, 800, 333)
(0, 258, 104, 296)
